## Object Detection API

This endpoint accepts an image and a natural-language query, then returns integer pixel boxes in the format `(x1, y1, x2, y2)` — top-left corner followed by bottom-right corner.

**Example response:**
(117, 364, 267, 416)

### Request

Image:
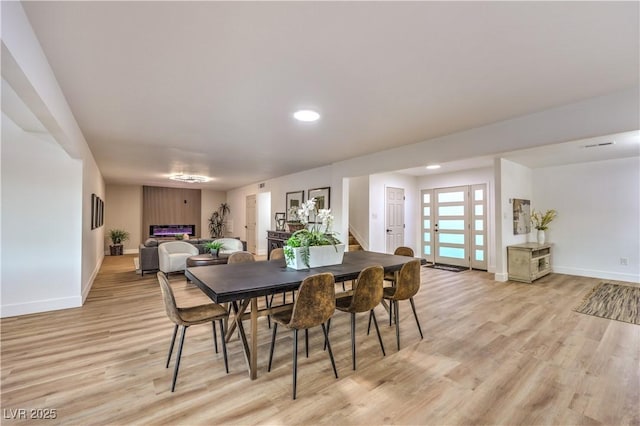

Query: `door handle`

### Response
(386, 229, 391, 233)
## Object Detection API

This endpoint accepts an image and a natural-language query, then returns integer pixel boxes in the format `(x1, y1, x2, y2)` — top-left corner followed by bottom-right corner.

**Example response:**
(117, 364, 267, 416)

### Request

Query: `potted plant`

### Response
(284, 198, 344, 269)
(530, 209, 557, 244)
(204, 241, 225, 257)
(209, 203, 231, 238)
(108, 228, 130, 255)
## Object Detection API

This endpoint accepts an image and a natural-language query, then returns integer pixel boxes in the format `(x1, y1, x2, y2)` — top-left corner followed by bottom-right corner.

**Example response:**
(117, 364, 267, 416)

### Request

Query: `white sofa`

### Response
(158, 241, 199, 274)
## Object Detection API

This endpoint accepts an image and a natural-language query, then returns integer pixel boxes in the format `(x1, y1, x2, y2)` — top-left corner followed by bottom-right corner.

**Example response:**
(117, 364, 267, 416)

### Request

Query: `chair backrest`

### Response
(159, 241, 199, 255)
(288, 273, 335, 330)
(215, 238, 244, 254)
(157, 272, 183, 325)
(269, 247, 285, 260)
(348, 265, 384, 313)
(228, 251, 255, 264)
(394, 246, 414, 257)
(393, 259, 421, 300)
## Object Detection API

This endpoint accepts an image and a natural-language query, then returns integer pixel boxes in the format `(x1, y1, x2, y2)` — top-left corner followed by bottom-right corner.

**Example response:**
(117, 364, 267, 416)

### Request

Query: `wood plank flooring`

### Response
(1, 255, 638, 425)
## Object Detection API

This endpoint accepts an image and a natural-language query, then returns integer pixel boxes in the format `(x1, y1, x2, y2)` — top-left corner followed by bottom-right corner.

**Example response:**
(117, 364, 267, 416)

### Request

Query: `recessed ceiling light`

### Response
(293, 110, 320, 122)
(426, 164, 441, 170)
(169, 174, 209, 183)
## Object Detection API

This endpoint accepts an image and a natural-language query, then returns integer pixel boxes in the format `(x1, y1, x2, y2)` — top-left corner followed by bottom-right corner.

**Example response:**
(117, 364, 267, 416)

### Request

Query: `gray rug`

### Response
(574, 282, 640, 325)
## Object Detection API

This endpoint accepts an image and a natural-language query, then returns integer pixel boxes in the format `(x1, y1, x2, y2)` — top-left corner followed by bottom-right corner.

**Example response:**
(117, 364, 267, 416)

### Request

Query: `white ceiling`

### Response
(19, 1, 640, 190)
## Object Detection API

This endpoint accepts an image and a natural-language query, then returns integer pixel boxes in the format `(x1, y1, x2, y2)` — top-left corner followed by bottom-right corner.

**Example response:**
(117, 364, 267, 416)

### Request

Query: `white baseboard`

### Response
(494, 272, 509, 282)
(1, 296, 82, 318)
(553, 266, 640, 283)
(82, 254, 104, 303)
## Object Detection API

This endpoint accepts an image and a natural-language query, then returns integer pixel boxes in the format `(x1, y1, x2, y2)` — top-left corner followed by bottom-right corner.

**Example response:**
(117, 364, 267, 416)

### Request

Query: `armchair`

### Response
(158, 241, 199, 274)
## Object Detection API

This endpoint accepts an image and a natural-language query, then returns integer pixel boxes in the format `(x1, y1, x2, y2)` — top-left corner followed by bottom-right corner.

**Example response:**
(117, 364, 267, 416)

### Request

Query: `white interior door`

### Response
(245, 194, 256, 253)
(385, 187, 405, 253)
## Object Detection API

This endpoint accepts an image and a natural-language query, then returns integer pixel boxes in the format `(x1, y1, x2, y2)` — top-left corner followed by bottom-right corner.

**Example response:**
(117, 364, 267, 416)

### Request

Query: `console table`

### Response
(507, 243, 552, 283)
(267, 230, 293, 258)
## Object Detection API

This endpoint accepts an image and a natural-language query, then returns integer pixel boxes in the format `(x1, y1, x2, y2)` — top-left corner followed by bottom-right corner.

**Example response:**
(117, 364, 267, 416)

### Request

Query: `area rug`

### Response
(573, 282, 640, 325)
(425, 263, 469, 273)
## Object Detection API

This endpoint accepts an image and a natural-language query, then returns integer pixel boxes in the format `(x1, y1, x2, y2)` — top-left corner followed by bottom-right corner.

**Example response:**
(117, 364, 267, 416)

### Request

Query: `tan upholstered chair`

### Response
(267, 272, 338, 399)
(333, 265, 386, 370)
(385, 246, 415, 283)
(157, 272, 229, 392)
(158, 241, 199, 274)
(227, 251, 255, 264)
(381, 259, 423, 350)
(269, 247, 284, 260)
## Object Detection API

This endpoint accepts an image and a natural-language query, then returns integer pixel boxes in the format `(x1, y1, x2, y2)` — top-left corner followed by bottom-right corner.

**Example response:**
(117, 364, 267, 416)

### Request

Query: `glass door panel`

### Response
(434, 186, 468, 267)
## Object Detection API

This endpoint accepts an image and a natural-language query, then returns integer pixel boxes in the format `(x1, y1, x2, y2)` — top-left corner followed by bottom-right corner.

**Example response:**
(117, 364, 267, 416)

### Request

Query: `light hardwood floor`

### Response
(1, 255, 638, 425)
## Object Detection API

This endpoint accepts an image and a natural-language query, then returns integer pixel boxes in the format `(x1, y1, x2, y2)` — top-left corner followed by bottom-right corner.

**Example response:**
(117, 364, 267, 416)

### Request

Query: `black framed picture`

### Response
(98, 198, 104, 227)
(307, 187, 330, 223)
(91, 193, 97, 229)
(285, 190, 305, 222)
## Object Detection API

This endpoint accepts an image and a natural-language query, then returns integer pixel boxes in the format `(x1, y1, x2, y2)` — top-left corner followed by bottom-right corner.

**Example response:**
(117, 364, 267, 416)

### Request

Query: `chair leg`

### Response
(292, 329, 299, 400)
(367, 310, 373, 335)
(212, 321, 218, 353)
(166, 324, 178, 368)
(370, 309, 386, 356)
(305, 329, 309, 358)
(394, 300, 400, 351)
(324, 318, 332, 351)
(171, 325, 188, 392)
(268, 323, 278, 372)
(409, 297, 423, 339)
(350, 312, 356, 370)
(321, 323, 338, 379)
(265, 295, 271, 329)
(389, 299, 393, 326)
(219, 319, 229, 373)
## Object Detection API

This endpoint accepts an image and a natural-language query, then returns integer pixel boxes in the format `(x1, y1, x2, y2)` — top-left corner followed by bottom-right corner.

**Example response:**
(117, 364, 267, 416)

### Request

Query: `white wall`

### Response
(348, 175, 370, 249)
(418, 167, 496, 271)
(533, 157, 640, 282)
(495, 159, 533, 280)
(1, 114, 83, 316)
(226, 165, 334, 249)
(368, 173, 419, 254)
(2, 2, 105, 314)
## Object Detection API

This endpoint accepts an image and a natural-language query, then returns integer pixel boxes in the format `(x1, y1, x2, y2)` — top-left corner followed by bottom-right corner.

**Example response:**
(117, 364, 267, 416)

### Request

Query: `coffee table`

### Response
(186, 253, 229, 267)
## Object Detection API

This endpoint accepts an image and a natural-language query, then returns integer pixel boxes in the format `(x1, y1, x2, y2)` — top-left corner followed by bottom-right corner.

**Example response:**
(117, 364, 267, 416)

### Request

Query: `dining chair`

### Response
(157, 272, 229, 392)
(377, 259, 423, 350)
(385, 246, 415, 283)
(332, 265, 386, 370)
(267, 272, 338, 400)
(267, 247, 288, 327)
(227, 251, 255, 264)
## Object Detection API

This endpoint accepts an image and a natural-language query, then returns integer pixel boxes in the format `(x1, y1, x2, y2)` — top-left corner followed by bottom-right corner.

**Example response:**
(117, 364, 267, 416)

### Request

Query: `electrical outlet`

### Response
(620, 257, 628, 266)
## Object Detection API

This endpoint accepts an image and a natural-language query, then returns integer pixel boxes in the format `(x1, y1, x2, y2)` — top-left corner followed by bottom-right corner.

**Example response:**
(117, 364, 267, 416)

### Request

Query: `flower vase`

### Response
(537, 230, 546, 244)
(287, 222, 305, 232)
(285, 244, 346, 270)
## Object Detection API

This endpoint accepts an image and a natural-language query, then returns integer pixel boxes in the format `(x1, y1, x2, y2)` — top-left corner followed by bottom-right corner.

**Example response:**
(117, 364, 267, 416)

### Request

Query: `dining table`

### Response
(185, 250, 424, 380)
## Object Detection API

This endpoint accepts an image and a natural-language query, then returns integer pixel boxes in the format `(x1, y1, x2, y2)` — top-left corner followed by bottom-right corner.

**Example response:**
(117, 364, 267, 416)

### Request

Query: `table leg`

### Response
(250, 297, 258, 380)
(229, 300, 252, 378)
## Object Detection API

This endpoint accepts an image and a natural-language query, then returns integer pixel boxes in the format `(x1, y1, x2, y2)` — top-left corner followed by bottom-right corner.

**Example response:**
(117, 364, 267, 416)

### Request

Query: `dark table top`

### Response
(185, 250, 425, 303)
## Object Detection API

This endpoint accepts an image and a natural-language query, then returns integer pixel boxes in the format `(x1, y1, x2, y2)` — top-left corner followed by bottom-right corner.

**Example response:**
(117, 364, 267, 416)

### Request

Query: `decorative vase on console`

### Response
(531, 209, 557, 245)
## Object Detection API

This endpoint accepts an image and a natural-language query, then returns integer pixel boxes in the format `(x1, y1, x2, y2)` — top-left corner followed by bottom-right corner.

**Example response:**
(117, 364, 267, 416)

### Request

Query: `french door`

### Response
(421, 184, 487, 270)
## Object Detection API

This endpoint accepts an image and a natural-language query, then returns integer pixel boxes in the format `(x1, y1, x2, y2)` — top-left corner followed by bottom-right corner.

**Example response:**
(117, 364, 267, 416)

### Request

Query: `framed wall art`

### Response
(285, 190, 305, 222)
(512, 198, 531, 235)
(307, 187, 330, 223)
